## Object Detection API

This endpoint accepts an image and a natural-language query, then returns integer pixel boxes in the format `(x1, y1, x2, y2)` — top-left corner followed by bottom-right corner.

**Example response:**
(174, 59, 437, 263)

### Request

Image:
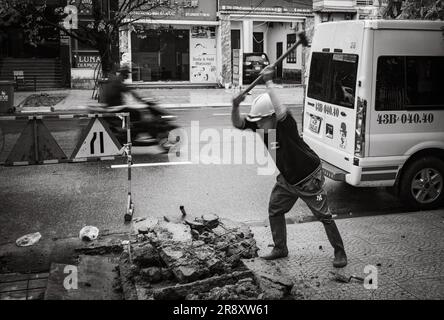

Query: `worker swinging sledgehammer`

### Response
(231, 66, 348, 268)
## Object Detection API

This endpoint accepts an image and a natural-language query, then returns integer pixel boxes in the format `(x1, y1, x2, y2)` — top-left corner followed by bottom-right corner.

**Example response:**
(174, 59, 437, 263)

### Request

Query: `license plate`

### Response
(309, 115, 321, 133)
(255, 66, 261, 70)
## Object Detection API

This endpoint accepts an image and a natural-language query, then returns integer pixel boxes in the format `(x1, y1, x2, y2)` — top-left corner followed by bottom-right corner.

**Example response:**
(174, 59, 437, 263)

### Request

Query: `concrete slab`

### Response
(44, 255, 122, 300)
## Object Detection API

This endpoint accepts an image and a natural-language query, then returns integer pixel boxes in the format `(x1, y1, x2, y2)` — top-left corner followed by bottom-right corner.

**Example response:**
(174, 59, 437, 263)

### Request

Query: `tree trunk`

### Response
(98, 30, 120, 78)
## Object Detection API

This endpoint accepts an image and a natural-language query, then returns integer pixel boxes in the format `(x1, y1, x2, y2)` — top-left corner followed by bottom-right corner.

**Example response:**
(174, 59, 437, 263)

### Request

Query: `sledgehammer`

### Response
(234, 32, 309, 101)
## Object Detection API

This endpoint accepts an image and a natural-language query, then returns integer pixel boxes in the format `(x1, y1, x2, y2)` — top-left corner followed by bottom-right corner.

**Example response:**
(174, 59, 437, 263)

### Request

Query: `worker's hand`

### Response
(262, 66, 275, 83)
(232, 94, 246, 108)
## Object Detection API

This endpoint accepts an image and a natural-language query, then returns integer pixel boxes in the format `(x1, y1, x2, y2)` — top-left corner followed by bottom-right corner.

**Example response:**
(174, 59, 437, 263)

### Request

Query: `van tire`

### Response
(399, 157, 444, 210)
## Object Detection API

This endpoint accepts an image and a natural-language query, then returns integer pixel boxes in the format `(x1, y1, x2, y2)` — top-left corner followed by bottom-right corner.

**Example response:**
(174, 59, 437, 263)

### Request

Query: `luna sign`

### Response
(74, 54, 101, 68)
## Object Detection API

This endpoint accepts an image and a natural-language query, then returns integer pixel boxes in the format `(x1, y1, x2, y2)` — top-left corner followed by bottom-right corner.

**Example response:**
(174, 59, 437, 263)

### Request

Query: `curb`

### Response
(20, 107, 54, 113)
(20, 103, 303, 112)
(143, 103, 302, 109)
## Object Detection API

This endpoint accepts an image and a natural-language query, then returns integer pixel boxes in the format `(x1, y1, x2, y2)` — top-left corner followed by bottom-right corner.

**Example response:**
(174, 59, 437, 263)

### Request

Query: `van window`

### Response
(307, 52, 359, 109)
(376, 56, 444, 111)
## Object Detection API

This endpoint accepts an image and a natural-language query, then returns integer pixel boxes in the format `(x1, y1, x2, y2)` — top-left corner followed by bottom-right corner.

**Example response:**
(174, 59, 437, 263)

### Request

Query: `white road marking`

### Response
(213, 113, 247, 116)
(111, 161, 193, 169)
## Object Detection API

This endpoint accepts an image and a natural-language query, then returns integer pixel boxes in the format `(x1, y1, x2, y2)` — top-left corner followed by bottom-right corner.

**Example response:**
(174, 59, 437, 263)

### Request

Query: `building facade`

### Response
(0, 1, 394, 90)
(313, 0, 387, 25)
(217, 0, 313, 87)
(0, 0, 72, 89)
(118, 0, 314, 87)
(119, 0, 219, 86)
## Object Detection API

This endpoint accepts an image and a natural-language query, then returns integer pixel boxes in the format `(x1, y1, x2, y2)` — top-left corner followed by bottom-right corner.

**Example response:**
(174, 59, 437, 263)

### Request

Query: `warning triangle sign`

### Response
(71, 118, 122, 159)
(6, 119, 67, 165)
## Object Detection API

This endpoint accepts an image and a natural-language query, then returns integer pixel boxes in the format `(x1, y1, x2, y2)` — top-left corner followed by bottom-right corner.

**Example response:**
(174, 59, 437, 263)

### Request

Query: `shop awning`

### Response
(313, 7, 358, 13)
(123, 19, 219, 26)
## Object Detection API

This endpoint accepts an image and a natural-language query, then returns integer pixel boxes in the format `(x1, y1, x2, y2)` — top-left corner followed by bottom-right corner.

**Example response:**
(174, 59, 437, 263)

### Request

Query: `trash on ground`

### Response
(16, 232, 42, 247)
(79, 226, 99, 241)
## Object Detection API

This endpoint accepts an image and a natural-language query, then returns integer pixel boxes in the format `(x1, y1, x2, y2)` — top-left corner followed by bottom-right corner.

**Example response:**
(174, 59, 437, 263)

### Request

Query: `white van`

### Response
(303, 20, 444, 209)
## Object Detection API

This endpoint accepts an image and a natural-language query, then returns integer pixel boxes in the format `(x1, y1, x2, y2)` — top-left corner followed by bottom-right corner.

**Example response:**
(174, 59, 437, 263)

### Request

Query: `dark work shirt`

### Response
(242, 111, 321, 185)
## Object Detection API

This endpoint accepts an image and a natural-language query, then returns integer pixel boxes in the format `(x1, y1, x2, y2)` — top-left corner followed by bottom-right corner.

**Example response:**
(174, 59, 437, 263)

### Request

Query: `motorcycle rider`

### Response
(101, 64, 175, 151)
(101, 64, 146, 117)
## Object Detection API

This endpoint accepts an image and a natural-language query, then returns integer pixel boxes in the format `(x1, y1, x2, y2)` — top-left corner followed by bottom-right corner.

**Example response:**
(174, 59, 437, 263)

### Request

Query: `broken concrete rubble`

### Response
(132, 242, 161, 267)
(75, 237, 124, 255)
(254, 272, 294, 300)
(152, 221, 193, 244)
(133, 217, 158, 235)
(242, 259, 295, 300)
(159, 243, 211, 283)
(112, 215, 294, 300)
(152, 270, 255, 300)
(140, 267, 162, 283)
(186, 276, 262, 300)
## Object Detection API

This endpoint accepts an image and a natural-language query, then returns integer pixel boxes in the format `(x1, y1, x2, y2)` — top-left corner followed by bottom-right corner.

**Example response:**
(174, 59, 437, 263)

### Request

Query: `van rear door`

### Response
(303, 22, 364, 174)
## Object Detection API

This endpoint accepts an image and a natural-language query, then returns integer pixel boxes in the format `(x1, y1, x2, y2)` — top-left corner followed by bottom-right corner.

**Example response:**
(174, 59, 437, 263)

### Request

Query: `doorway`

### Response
(253, 32, 264, 53)
(276, 42, 283, 81)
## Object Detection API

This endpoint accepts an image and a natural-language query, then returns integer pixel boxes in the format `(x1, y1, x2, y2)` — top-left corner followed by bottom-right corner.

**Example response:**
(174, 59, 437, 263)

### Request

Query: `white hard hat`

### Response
(246, 93, 275, 122)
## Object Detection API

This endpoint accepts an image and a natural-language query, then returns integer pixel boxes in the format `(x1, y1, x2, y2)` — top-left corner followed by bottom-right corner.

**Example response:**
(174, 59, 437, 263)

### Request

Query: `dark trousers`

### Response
(269, 167, 333, 224)
(268, 167, 346, 255)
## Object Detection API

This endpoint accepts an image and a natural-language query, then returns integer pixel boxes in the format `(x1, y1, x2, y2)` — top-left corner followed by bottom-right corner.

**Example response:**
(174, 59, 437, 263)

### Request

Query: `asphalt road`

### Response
(0, 106, 419, 244)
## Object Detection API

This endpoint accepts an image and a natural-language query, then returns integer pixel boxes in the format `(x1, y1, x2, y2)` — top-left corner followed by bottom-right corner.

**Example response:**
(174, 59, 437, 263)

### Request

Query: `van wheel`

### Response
(399, 157, 444, 209)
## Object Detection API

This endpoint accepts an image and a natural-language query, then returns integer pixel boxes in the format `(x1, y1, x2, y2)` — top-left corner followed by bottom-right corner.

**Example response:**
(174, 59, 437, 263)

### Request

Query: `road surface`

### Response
(0, 106, 421, 245)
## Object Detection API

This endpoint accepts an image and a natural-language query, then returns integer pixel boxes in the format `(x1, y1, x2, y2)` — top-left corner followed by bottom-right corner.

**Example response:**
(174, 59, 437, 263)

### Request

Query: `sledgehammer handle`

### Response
(236, 32, 309, 99)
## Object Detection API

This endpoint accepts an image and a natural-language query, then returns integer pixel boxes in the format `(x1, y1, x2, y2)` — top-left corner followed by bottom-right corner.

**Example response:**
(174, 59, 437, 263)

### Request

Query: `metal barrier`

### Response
(0, 112, 135, 221)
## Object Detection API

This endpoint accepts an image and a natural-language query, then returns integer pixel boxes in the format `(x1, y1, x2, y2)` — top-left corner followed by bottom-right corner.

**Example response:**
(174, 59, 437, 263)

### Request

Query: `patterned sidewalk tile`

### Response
(250, 210, 444, 299)
(395, 276, 444, 300)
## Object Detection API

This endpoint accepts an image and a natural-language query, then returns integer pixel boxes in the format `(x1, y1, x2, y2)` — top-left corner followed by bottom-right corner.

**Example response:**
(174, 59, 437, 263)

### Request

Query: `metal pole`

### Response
(124, 113, 134, 222)
(33, 117, 39, 164)
(301, 21, 307, 131)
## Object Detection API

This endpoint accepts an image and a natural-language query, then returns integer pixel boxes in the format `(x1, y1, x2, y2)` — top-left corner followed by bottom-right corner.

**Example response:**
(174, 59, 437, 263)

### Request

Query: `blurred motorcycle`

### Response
(88, 98, 179, 152)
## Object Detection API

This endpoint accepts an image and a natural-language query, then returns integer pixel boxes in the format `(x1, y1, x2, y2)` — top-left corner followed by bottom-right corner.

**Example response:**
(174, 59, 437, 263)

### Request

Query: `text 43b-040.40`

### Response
(377, 113, 434, 125)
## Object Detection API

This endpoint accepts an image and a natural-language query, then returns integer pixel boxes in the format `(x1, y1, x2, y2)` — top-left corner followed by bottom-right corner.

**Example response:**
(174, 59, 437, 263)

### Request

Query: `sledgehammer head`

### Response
(297, 32, 309, 47)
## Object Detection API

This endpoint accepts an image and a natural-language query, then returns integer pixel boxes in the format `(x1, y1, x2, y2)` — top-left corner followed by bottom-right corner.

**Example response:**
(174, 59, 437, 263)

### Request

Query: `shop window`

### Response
(131, 29, 190, 82)
(286, 34, 296, 64)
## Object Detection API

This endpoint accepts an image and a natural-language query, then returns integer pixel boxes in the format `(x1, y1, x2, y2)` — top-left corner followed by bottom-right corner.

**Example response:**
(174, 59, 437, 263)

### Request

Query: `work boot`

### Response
(323, 220, 347, 268)
(262, 215, 288, 260)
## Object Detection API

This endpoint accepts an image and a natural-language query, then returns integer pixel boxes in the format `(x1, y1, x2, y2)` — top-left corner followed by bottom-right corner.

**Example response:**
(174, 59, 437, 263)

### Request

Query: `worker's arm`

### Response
(262, 66, 288, 121)
(231, 94, 246, 129)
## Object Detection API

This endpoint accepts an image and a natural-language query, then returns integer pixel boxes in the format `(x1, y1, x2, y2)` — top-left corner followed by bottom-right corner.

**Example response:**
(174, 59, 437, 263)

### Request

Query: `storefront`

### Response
(0, 0, 71, 89)
(70, 0, 110, 89)
(121, 1, 218, 85)
(218, 0, 313, 86)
